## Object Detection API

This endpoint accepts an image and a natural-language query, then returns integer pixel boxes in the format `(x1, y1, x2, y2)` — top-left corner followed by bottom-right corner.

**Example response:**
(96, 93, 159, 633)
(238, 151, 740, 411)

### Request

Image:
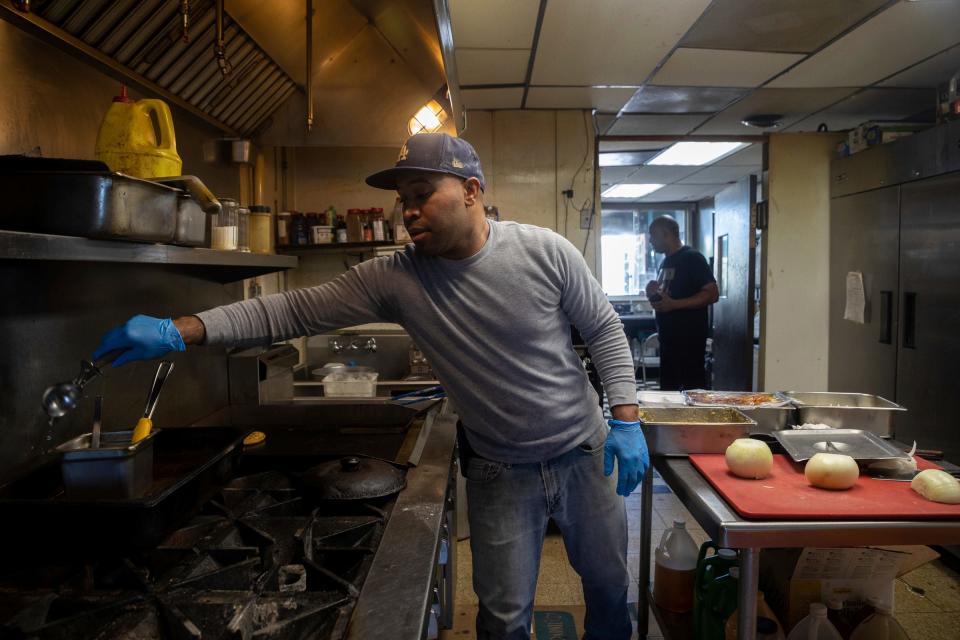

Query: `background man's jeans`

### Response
(463, 426, 632, 640)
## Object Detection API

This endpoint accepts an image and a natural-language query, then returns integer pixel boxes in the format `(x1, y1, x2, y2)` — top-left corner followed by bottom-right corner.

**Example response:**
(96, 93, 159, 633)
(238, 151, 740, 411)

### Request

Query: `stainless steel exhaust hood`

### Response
(0, 0, 461, 146)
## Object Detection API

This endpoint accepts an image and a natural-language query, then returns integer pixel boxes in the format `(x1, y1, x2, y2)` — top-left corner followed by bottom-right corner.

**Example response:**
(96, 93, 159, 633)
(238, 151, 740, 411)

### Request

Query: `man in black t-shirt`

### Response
(645, 216, 719, 390)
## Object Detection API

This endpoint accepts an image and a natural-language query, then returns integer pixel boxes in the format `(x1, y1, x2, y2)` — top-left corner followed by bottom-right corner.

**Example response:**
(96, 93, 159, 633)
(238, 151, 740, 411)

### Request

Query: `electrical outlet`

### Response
(580, 207, 592, 230)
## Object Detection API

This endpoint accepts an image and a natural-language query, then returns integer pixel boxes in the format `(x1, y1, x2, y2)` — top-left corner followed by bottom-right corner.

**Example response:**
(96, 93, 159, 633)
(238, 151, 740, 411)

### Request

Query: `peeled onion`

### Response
(911, 469, 960, 504)
(805, 453, 859, 490)
(725, 438, 773, 479)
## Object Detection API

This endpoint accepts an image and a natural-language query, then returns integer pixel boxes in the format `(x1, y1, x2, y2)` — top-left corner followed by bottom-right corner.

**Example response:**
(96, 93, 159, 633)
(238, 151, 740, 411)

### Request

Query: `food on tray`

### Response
(804, 453, 859, 490)
(685, 391, 784, 407)
(794, 423, 833, 430)
(725, 438, 773, 479)
(911, 469, 960, 504)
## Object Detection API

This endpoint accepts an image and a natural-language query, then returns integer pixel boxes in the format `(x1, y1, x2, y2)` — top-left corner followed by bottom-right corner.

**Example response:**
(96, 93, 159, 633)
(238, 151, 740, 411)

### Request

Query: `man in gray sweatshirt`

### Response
(96, 133, 649, 640)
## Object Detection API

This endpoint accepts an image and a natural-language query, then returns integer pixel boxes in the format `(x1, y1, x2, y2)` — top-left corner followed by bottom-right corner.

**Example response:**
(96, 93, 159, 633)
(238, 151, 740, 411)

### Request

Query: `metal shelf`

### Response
(0, 230, 298, 283)
(278, 241, 400, 253)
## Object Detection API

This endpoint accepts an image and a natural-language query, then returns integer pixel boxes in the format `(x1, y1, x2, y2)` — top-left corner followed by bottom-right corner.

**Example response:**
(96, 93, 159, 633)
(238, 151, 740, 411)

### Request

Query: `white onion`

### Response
(725, 439, 773, 479)
(911, 469, 960, 504)
(869, 441, 918, 474)
(805, 453, 859, 490)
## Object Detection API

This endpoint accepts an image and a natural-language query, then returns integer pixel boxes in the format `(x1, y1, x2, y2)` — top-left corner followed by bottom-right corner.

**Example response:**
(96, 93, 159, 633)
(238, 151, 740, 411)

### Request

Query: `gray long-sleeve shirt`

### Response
(197, 219, 636, 463)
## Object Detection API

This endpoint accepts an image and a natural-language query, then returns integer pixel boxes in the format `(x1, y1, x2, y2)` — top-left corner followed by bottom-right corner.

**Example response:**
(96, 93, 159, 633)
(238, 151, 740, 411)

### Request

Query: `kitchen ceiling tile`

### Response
(456, 49, 530, 85)
(621, 86, 748, 114)
(714, 143, 763, 167)
(677, 165, 759, 184)
(525, 86, 637, 111)
(879, 44, 960, 89)
(596, 114, 619, 134)
(787, 88, 936, 132)
(449, 0, 541, 49)
(599, 140, 669, 152)
(606, 114, 709, 136)
(768, 1, 960, 88)
(600, 166, 640, 184)
(681, 0, 890, 54)
(461, 88, 524, 110)
(531, 0, 712, 85)
(632, 184, 718, 202)
(628, 165, 703, 183)
(694, 88, 856, 135)
(600, 151, 660, 166)
(652, 48, 805, 88)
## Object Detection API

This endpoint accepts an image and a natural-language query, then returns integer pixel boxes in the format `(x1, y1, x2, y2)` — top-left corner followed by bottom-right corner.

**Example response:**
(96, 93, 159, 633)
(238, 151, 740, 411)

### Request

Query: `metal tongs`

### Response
(41, 348, 124, 419)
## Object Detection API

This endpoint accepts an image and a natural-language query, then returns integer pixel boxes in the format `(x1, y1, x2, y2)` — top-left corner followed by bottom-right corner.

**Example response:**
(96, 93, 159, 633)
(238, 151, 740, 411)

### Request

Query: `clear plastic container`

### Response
(323, 370, 378, 397)
(212, 197, 239, 250)
(248, 205, 273, 254)
(849, 603, 908, 640)
(786, 603, 843, 640)
(653, 520, 699, 613)
(237, 206, 250, 252)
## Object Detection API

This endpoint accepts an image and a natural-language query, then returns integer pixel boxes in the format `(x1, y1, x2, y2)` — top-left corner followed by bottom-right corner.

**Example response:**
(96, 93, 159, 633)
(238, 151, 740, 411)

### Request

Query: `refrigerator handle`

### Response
(879, 291, 893, 345)
(903, 292, 917, 349)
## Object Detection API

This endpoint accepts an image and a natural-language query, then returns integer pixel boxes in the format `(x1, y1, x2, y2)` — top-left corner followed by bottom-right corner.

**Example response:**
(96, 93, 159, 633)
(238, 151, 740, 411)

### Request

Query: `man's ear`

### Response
(463, 177, 482, 206)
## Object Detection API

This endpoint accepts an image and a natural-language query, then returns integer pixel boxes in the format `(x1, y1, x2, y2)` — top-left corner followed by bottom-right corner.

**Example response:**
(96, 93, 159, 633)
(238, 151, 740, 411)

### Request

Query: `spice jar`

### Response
(212, 197, 239, 250)
(249, 205, 273, 254)
(237, 206, 251, 252)
(277, 211, 291, 247)
(371, 207, 385, 241)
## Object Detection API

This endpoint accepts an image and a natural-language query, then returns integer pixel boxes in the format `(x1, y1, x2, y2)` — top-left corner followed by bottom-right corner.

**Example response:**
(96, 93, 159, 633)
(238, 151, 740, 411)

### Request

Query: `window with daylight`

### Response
(600, 208, 687, 297)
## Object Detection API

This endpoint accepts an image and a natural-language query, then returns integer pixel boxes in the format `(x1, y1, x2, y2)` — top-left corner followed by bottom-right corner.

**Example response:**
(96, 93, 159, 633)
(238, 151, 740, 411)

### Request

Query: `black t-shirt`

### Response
(654, 246, 716, 343)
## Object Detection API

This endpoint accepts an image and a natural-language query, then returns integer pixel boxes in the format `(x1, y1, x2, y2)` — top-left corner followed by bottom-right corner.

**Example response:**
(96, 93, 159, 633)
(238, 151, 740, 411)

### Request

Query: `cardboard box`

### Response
(760, 546, 939, 630)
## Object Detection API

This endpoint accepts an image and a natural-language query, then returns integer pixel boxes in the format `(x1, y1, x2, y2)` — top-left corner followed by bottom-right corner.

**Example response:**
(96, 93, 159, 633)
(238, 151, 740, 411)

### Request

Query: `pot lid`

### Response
(301, 456, 406, 501)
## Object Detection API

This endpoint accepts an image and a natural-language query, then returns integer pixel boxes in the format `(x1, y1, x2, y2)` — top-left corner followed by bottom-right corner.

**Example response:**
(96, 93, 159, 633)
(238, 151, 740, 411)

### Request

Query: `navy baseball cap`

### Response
(366, 133, 486, 191)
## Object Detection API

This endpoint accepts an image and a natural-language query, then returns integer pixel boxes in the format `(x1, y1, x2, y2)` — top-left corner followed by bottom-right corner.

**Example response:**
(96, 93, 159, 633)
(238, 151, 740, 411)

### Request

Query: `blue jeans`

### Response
(463, 426, 632, 640)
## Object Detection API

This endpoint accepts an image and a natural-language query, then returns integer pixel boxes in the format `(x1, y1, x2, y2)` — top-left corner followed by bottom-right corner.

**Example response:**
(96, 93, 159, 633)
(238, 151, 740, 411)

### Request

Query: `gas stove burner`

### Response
(0, 469, 395, 640)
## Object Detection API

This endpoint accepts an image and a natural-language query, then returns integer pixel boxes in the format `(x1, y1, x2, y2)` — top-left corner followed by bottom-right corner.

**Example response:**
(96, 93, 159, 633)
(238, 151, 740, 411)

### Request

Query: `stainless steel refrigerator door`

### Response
(828, 187, 900, 399)
(897, 175, 960, 461)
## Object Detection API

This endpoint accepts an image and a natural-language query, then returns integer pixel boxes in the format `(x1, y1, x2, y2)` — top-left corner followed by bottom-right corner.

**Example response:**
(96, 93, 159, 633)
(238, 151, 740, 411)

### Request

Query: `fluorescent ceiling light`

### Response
(602, 184, 664, 198)
(648, 141, 748, 166)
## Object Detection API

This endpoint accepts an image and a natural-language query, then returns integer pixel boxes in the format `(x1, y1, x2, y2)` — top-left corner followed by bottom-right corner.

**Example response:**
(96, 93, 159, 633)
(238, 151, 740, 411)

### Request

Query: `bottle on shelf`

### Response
(335, 215, 348, 243)
(700, 566, 739, 640)
(362, 221, 373, 242)
(785, 603, 843, 640)
(826, 597, 852, 639)
(276, 211, 291, 247)
(653, 520, 698, 613)
(236, 206, 250, 252)
(848, 602, 907, 640)
(724, 591, 785, 640)
(290, 212, 309, 246)
(371, 207, 385, 241)
(307, 212, 323, 245)
(694, 546, 739, 640)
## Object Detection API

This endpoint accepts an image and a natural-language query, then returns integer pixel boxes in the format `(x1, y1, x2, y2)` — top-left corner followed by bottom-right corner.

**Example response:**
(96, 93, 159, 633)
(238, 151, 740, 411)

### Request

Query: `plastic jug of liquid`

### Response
(699, 566, 739, 640)
(694, 545, 738, 639)
(786, 603, 843, 640)
(848, 603, 908, 640)
(95, 85, 182, 178)
(724, 591, 785, 640)
(653, 520, 699, 613)
(826, 597, 852, 639)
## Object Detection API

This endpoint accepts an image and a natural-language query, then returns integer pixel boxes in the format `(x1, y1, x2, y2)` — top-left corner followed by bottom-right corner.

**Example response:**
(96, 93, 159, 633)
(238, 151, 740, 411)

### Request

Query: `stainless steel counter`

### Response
(638, 457, 960, 640)
(347, 400, 458, 639)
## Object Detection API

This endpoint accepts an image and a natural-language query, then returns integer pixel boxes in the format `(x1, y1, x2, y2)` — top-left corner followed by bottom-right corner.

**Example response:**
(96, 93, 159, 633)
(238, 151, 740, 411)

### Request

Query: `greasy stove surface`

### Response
(0, 466, 397, 640)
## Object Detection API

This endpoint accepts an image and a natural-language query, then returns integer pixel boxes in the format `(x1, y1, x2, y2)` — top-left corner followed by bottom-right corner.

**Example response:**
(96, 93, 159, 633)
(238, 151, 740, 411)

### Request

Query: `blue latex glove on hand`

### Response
(604, 419, 650, 497)
(93, 315, 186, 367)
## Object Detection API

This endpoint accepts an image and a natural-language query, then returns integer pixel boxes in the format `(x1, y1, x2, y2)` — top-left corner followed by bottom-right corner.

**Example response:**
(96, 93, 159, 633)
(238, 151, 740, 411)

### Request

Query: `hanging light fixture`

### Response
(408, 100, 448, 135)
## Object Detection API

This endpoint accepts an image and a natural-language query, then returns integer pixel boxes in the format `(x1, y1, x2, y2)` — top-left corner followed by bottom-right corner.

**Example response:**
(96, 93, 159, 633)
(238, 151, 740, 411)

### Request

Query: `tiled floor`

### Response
(444, 471, 960, 639)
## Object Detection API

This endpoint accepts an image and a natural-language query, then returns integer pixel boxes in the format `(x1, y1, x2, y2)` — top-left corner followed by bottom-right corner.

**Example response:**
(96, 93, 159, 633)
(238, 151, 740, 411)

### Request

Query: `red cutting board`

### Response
(689, 454, 960, 520)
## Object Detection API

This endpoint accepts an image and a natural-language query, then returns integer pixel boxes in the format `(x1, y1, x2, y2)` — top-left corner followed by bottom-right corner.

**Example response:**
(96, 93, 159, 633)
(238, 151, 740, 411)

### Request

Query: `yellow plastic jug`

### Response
(95, 85, 182, 178)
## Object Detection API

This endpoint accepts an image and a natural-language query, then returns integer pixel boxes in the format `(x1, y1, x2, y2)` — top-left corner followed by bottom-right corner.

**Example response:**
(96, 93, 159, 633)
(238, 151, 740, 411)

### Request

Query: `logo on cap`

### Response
(451, 158, 464, 168)
(398, 144, 409, 161)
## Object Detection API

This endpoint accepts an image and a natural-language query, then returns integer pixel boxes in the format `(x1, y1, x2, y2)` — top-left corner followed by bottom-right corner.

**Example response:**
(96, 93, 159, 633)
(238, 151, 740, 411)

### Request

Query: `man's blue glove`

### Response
(93, 315, 186, 367)
(604, 419, 651, 497)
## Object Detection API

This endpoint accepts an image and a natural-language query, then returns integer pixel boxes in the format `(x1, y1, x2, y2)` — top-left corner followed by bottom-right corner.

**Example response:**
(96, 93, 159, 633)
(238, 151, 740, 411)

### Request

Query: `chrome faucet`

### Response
(329, 336, 377, 353)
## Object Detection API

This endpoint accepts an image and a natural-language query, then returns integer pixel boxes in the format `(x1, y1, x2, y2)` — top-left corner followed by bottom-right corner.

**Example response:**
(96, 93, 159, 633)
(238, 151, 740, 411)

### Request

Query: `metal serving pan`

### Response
(772, 428, 910, 463)
(782, 392, 906, 437)
(638, 407, 756, 456)
(0, 169, 178, 242)
(0, 427, 243, 557)
(58, 429, 158, 500)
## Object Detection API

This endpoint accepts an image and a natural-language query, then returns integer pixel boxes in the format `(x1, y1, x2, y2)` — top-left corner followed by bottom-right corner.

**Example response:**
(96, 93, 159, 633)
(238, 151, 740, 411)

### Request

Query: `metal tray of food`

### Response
(0, 164, 179, 243)
(0, 427, 244, 557)
(782, 392, 905, 437)
(772, 428, 910, 463)
(58, 429, 158, 500)
(638, 407, 756, 456)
